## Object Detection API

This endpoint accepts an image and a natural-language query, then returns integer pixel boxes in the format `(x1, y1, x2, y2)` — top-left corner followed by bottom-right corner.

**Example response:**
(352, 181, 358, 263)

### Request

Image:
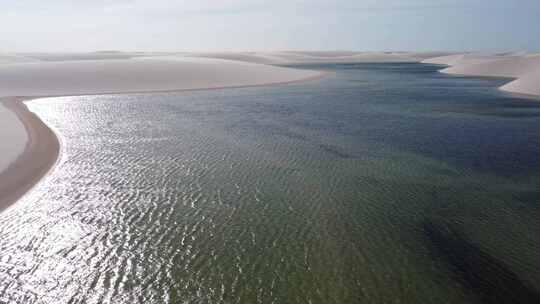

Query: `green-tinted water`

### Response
(1, 63, 540, 303)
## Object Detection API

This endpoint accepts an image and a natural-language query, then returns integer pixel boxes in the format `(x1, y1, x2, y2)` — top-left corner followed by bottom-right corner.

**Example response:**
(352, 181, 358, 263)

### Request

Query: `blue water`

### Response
(1, 63, 540, 303)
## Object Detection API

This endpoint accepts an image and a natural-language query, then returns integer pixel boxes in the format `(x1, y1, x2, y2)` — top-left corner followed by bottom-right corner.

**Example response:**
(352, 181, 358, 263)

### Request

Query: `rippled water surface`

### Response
(2, 63, 540, 303)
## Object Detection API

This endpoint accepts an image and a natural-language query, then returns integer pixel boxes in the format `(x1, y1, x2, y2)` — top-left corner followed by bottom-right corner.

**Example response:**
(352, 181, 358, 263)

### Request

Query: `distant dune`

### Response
(184, 51, 453, 65)
(0, 57, 323, 97)
(423, 53, 540, 97)
(17, 52, 136, 62)
(180, 52, 284, 65)
(0, 54, 40, 64)
(422, 53, 502, 66)
(501, 68, 540, 96)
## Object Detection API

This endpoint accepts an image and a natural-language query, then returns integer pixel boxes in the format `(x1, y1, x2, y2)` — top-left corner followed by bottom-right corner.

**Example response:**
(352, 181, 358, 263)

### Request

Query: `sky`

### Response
(1, 0, 539, 52)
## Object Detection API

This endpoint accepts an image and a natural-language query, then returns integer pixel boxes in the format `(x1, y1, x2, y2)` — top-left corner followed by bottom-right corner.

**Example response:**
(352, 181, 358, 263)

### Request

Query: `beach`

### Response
(1, 51, 540, 213)
(0, 57, 324, 97)
(0, 55, 325, 211)
(422, 53, 540, 97)
(0, 98, 59, 212)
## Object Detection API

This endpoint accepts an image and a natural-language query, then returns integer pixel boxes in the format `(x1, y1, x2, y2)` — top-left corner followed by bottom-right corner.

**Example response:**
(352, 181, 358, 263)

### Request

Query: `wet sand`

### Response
(0, 98, 60, 212)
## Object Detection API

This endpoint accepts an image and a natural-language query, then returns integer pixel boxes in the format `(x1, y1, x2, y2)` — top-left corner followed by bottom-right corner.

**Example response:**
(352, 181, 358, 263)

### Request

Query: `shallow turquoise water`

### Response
(1, 63, 540, 303)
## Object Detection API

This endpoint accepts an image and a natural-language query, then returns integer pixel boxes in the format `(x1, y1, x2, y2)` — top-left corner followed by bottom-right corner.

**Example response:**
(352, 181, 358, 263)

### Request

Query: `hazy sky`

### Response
(1, 0, 539, 52)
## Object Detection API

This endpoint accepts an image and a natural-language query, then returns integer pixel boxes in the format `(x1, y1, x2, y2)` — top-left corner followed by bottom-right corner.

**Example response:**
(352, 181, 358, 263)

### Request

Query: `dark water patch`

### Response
(499, 100, 540, 109)
(431, 95, 540, 118)
(423, 221, 540, 304)
(317, 143, 353, 159)
(513, 191, 540, 207)
(434, 106, 540, 118)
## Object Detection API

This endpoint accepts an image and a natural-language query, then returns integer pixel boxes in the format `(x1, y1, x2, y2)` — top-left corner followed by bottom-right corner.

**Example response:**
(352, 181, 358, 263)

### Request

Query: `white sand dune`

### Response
(0, 57, 323, 97)
(442, 55, 540, 78)
(182, 52, 285, 65)
(422, 54, 498, 66)
(17, 51, 137, 62)
(501, 68, 540, 96)
(185, 51, 450, 65)
(423, 53, 540, 97)
(266, 51, 451, 63)
(0, 54, 40, 65)
(406, 52, 456, 61)
(2, 51, 448, 68)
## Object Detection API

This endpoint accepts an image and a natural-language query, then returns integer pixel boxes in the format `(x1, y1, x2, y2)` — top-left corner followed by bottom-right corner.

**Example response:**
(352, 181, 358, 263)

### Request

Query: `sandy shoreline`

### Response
(0, 57, 324, 97)
(0, 61, 326, 212)
(422, 53, 540, 97)
(1, 51, 538, 212)
(0, 98, 60, 212)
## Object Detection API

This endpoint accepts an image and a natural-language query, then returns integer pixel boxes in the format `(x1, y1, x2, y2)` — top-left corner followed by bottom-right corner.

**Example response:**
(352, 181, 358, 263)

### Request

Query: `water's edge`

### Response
(2, 60, 539, 212)
(0, 98, 60, 212)
(0, 72, 331, 213)
(2, 62, 540, 303)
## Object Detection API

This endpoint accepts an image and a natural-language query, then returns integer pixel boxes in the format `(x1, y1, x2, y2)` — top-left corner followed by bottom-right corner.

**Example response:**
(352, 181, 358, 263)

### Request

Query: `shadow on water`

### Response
(423, 220, 540, 304)
(317, 143, 353, 159)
